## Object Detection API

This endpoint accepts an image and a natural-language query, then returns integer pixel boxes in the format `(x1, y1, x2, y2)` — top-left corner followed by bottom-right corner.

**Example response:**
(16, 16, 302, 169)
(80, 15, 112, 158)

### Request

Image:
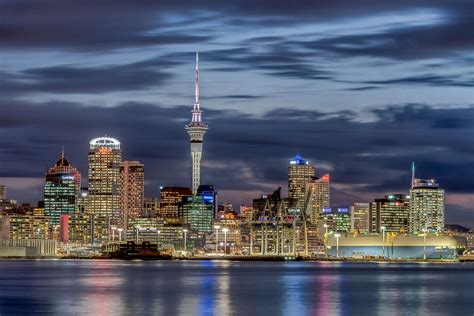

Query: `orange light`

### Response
(98, 147, 112, 153)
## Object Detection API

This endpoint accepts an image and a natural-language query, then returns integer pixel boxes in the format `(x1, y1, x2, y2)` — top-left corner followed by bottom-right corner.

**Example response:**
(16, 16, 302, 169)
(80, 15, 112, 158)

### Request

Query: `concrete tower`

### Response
(185, 52, 208, 195)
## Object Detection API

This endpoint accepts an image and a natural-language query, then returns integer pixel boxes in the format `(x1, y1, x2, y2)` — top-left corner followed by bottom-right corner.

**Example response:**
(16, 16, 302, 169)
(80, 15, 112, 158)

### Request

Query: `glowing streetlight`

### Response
(421, 228, 427, 260)
(222, 227, 229, 255)
(214, 225, 220, 253)
(334, 233, 341, 258)
(381, 226, 386, 257)
(157, 230, 161, 248)
(135, 225, 141, 243)
(117, 228, 123, 241)
(111, 226, 117, 242)
(183, 229, 188, 253)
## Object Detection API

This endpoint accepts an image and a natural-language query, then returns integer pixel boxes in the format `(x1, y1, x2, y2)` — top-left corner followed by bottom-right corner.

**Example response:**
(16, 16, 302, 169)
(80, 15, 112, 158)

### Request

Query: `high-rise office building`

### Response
(351, 202, 370, 233)
(159, 187, 192, 218)
(120, 161, 144, 224)
(0, 185, 6, 200)
(409, 179, 445, 233)
(288, 153, 315, 209)
(180, 195, 213, 235)
(197, 184, 217, 218)
(185, 52, 208, 195)
(369, 194, 410, 233)
(87, 137, 122, 242)
(305, 174, 330, 224)
(43, 151, 81, 225)
(321, 207, 351, 233)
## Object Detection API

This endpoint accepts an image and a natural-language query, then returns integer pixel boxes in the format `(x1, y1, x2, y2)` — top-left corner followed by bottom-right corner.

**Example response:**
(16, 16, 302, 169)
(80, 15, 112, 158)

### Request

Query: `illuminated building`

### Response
(197, 184, 217, 218)
(409, 178, 445, 233)
(351, 203, 370, 233)
(87, 136, 122, 233)
(120, 161, 144, 224)
(0, 185, 5, 200)
(43, 151, 81, 225)
(144, 198, 160, 217)
(76, 188, 88, 213)
(0, 239, 57, 257)
(210, 218, 242, 254)
(369, 194, 410, 233)
(68, 213, 109, 244)
(125, 217, 185, 247)
(185, 52, 208, 195)
(288, 153, 315, 209)
(159, 187, 192, 218)
(180, 195, 213, 235)
(305, 174, 330, 224)
(59, 214, 69, 242)
(0, 214, 49, 240)
(321, 207, 351, 233)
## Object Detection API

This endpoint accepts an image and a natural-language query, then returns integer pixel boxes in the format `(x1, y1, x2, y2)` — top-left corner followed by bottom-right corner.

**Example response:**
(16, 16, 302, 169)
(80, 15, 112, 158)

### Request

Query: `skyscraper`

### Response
(159, 187, 192, 218)
(120, 161, 144, 225)
(409, 178, 445, 233)
(87, 137, 122, 225)
(305, 174, 330, 224)
(288, 153, 315, 209)
(350, 202, 370, 233)
(43, 151, 81, 225)
(185, 52, 208, 195)
(369, 194, 410, 233)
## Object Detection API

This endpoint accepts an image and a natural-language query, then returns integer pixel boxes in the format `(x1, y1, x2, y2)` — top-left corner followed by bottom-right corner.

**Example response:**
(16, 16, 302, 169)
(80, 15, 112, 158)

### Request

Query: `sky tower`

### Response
(185, 52, 208, 195)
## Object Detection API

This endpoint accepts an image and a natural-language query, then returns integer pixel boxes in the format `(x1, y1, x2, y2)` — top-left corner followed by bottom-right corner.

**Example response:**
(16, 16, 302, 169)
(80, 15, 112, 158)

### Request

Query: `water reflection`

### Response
(0, 261, 473, 315)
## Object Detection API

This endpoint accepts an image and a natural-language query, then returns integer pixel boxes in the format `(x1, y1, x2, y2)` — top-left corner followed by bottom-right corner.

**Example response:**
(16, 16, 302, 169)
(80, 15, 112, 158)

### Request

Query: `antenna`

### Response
(411, 161, 416, 189)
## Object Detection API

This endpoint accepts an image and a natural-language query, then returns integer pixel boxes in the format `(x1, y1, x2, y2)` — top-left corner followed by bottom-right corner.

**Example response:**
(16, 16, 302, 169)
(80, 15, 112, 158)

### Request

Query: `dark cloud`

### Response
(362, 74, 474, 88)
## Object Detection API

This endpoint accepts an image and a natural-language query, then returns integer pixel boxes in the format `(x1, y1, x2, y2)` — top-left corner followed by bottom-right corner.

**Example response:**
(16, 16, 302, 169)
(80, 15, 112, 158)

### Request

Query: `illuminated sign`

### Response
(337, 208, 348, 213)
(98, 147, 112, 154)
(61, 175, 74, 181)
(322, 207, 332, 213)
(202, 193, 214, 204)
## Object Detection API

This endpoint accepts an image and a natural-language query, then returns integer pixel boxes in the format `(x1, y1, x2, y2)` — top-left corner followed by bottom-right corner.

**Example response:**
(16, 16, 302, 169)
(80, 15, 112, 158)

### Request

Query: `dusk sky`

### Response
(1, 1, 473, 226)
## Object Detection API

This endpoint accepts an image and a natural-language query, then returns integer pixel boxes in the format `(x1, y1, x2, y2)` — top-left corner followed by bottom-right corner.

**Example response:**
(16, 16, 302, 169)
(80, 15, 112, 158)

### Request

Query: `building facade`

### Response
(409, 179, 445, 233)
(369, 194, 410, 233)
(43, 153, 81, 225)
(305, 174, 330, 224)
(87, 137, 122, 231)
(159, 187, 192, 218)
(180, 195, 213, 235)
(321, 207, 351, 233)
(351, 203, 370, 233)
(120, 161, 144, 224)
(0, 215, 50, 240)
(288, 153, 315, 209)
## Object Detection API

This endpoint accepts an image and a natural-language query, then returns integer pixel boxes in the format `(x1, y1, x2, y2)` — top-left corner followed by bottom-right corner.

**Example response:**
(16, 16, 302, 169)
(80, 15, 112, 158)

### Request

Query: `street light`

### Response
(117, 228, 123, 241)
(381, 226, 386, 257)
(135, 225, 141, 243)
(214, 225, 220, 253)
(222, 228, 229, 255)
(111, 226, 117, 242)
(183, 229, 188, 253)
(422, 228, 427, 260)
(157, 230, 161, 249)
(334, 233, 341, 258)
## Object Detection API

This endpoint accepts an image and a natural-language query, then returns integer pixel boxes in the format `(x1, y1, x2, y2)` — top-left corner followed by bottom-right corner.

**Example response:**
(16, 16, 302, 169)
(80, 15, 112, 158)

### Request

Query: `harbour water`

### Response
(0, 260, 472, 315)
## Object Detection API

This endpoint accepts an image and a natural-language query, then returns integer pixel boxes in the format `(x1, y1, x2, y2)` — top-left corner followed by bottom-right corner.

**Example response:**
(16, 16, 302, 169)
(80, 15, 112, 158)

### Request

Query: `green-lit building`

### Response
(180, 195, 213, 235)
(321, 207, 351, 233)
(44, 153, 81, 225)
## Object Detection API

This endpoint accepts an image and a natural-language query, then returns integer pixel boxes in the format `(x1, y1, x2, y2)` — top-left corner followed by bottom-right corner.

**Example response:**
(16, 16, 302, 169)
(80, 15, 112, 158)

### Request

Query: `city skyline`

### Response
(0, 1, 473, 227)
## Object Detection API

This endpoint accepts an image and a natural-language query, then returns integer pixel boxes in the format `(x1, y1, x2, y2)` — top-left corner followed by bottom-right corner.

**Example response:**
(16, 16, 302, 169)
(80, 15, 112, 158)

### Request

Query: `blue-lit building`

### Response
(288, 153, 315, 209)
(180, 195, 213, 235)
(44, 153, 81, 225)
(197, 184, 217, 218)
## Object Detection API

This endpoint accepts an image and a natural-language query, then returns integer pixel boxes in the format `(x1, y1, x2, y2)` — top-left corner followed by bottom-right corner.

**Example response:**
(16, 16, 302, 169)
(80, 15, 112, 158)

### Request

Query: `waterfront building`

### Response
(180, 195, 213, 235)
(87, 136, 122, 233)
(159, 187, 192, 218)
(369, 194, 410, 233)
(125, 217, 185, 248)
(210, 218, 242, 254)
(0, 214, 50, 240)
(305, 174, 330, 224)
(0, 239, 57, 257)
(321, 207, 351, 233)
(351, 203, 370, 233)
(409, 178, 445, 233)
(288, 153, 315, 209)
(68, 213, 110, 244)
(120, 161, 144, 224)
(43, 152, 81, 225)
(185, 52, 208, 195)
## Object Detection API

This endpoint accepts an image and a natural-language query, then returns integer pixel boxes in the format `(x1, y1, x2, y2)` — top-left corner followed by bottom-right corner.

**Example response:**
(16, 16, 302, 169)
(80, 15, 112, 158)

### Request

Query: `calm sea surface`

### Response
(0, 260, 472, 315)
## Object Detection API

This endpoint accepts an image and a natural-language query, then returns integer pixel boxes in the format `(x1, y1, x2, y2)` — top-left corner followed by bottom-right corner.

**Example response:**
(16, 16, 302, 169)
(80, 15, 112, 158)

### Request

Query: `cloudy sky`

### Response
(0, 1, 473, 226)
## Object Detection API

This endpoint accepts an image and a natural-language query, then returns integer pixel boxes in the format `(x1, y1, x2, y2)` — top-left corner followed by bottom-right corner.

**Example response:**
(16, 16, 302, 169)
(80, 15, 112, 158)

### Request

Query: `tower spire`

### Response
(61, 145, 65, 160)
(411, 161, 416, 189)
(195, 51, 199, 106)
